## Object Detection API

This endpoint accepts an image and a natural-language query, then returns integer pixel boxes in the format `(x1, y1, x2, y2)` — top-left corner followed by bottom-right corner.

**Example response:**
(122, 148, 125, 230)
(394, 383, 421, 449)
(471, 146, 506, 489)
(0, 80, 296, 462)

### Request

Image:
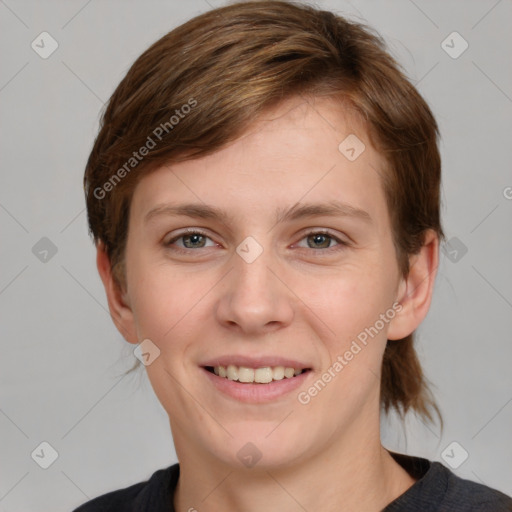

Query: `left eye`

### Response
(295, 231, 343, 250)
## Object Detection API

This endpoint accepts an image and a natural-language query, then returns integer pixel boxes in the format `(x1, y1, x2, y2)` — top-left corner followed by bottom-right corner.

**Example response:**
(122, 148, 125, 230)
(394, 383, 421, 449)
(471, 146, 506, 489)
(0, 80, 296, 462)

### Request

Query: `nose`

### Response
(215, 243, 294, 335)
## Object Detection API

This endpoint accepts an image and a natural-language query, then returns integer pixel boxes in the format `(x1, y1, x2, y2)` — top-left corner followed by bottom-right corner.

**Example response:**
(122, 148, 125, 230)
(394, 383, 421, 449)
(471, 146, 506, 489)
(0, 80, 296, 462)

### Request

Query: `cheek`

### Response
(128, 269, 202, 404)
(128, 262, 202, 344)
(302, 269, 394, 418)
(308, 263, 394, 339)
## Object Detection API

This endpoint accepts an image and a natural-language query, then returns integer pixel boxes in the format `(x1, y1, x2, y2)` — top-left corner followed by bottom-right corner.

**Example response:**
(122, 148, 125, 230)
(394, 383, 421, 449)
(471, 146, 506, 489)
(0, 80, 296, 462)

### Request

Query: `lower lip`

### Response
(201, 367, 311, 403)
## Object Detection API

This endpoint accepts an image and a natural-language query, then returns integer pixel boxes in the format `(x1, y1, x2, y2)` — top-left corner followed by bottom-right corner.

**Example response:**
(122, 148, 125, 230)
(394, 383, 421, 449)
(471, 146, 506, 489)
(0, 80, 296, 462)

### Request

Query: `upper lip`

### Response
(200, 355, 311, 369)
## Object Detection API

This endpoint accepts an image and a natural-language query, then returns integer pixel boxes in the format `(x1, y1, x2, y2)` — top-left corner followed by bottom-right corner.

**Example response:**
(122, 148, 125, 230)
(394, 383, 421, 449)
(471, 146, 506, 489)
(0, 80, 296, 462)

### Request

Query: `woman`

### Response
(74, 1, 512, 510)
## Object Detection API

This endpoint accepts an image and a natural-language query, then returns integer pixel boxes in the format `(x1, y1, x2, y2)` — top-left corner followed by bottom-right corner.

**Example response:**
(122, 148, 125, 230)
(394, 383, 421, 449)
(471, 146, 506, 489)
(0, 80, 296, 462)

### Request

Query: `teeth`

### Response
(212, 365, 305, 383)
(254, 367, 273, 383)
(273, 366, 285, 380)
(284, 367, 295, 378)
(227, 364, 238, 381)
(238, 367, 254, 383)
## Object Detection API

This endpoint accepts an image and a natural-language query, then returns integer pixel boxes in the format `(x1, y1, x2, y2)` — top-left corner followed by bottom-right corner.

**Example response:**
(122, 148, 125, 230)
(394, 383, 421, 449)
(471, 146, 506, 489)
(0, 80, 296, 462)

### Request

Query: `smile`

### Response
(206, 365, 308, 383)
(200, 356, 313, 402)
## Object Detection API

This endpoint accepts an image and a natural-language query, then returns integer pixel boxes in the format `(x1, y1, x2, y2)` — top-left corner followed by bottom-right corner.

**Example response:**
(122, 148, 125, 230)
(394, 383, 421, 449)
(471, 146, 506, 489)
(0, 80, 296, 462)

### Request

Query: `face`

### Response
(115, 96, 411, 469)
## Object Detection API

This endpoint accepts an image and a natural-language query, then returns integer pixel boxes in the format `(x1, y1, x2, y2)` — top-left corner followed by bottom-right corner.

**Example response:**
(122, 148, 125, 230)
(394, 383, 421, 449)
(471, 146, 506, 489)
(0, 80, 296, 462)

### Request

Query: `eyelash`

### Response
(164, 228, 349, 255)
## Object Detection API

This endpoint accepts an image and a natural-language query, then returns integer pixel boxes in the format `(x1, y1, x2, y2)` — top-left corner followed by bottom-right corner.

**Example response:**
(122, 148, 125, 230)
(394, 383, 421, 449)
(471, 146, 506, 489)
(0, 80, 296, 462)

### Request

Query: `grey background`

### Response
(1, 0, 511, 510)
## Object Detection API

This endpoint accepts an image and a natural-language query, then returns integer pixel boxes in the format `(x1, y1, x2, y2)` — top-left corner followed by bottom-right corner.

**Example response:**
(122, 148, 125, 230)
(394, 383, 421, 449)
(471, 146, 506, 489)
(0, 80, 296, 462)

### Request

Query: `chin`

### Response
(203, 420, 314, 471)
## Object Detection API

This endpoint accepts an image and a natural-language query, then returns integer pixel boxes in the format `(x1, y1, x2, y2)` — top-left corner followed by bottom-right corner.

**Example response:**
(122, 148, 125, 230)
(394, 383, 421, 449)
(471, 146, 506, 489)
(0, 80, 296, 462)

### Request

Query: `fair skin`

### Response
(97, 96, 438, 512)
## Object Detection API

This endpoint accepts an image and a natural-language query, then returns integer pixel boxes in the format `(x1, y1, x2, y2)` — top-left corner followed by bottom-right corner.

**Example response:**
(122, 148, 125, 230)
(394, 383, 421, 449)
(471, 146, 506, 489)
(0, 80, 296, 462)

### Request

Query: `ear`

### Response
(96, 241, 139, 344)
(387, 230, 439, 340)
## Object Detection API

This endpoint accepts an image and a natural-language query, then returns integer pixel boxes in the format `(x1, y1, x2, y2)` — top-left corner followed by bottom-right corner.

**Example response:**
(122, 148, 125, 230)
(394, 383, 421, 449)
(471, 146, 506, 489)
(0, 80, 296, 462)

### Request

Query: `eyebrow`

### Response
(144, 200, 373, 225)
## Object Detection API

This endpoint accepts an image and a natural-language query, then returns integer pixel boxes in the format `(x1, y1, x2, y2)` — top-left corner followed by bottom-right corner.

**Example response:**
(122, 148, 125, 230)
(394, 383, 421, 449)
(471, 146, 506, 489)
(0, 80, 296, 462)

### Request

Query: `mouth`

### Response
(199, 355, 313, 403)
(200, 360, 312, 403)
(203, 364, 312, 384)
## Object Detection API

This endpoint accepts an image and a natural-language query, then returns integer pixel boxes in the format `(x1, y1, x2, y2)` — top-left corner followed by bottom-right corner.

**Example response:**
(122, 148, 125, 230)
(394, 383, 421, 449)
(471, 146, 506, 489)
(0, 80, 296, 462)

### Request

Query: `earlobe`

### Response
(387, 230, 439, 341)
(96, 241, 139, 344)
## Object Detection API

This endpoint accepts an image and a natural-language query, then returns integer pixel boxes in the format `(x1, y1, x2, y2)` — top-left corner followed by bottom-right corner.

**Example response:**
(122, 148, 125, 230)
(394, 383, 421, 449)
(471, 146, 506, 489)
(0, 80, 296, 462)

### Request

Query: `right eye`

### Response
(164, 229, 218, 253)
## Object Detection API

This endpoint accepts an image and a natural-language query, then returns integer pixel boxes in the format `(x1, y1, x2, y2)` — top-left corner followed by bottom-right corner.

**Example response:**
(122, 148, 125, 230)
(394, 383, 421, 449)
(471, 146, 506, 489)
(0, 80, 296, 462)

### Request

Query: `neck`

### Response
(172, 410, 416, 512)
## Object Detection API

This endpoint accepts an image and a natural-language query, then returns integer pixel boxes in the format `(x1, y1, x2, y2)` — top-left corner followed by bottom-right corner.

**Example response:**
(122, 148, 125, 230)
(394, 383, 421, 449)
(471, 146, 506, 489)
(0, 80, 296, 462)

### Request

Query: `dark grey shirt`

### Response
(73, 452, 512, 511)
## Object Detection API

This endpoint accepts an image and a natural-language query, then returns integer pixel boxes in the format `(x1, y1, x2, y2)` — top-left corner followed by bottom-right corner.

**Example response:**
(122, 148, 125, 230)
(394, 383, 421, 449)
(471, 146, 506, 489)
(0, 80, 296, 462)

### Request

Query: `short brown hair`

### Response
(84, 0, 443, 424)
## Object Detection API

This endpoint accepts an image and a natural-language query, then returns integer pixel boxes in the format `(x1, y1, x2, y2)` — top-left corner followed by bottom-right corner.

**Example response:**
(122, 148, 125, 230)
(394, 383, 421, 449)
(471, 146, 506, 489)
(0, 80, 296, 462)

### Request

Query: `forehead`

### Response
(130, 96, 390, 230)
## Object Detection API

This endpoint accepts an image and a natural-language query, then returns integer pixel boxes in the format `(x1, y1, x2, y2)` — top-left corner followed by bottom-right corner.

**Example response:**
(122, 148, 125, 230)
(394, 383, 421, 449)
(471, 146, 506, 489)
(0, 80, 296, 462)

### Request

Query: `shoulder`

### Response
(71, 464, 179, 512)
(386, 452, 512, 512)
(437, 462, 512, 511)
